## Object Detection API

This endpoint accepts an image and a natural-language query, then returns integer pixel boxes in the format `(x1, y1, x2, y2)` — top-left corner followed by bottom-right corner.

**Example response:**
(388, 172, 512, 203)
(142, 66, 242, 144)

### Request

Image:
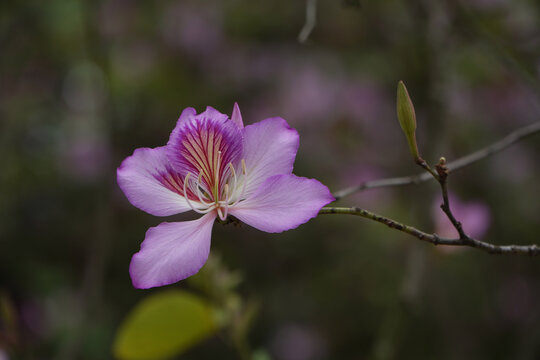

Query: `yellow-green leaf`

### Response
(113, 290, 218, 360)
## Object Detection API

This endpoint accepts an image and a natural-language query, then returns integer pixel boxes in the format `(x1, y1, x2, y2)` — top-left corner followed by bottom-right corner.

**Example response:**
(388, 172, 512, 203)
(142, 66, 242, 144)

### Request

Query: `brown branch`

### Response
(333, 120, 540, 200)
(433, 157, 468, 240)
(319, 207, 540, 256)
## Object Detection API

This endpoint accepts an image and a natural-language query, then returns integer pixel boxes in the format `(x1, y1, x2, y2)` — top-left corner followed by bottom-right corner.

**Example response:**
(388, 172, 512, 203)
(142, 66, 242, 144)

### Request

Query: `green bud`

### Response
(396, 81, 420, 160)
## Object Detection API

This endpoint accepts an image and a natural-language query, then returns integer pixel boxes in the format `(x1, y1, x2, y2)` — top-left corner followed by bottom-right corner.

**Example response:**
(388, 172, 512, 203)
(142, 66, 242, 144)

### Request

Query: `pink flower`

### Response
(117, 104, 334, 289)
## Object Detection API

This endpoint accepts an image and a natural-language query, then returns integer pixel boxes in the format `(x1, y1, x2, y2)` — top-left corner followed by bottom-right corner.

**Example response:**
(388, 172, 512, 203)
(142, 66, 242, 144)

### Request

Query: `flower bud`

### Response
(396, 81, 420, 161)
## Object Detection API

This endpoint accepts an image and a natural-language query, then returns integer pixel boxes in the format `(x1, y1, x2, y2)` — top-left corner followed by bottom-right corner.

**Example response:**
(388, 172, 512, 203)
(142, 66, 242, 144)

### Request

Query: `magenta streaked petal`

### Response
(129, 212, 216, 289)
(117, 146, 192, 216)
(166, 107, 243, 193)
(202, 105, 229, 123)
(178, 107, 197, 124)
(229, 174, 334, 233)
(231, 102, 244, 129)
(242, 117, 299, 197)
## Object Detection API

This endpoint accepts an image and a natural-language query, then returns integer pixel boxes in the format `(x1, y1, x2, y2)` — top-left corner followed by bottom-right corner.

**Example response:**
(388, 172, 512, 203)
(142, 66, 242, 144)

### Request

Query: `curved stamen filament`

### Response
(216, 208, 225, 220)
(182, 158, 248, 218)
(183, 173, 216, 214)
(217, 184, 230, 221)
(195, 172, 213, 207)
(229, 159, 247, 207)
(213, 150, 222, 200)
(228, 162, 238, 195)
(223, 184, 230, 218)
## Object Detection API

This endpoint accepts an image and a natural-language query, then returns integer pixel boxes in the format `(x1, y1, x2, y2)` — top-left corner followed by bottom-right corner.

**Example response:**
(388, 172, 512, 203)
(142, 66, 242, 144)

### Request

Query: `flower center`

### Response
(182, 156, 247, 220)
(167, 114, 246, 220)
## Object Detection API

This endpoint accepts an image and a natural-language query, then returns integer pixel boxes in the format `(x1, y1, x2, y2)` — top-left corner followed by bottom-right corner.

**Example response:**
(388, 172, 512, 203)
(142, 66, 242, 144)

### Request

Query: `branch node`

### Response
(435, 158, 449, 180)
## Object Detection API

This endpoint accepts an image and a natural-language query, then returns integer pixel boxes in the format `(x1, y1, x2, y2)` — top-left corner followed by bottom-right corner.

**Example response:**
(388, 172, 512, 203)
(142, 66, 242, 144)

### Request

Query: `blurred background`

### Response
(1, 0, 540, 359)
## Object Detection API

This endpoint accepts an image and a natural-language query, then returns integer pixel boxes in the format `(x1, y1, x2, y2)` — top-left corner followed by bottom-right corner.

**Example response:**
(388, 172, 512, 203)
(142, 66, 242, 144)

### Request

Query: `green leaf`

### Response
(252, 348, 272, 360)
(396, 81, 420, 160)
(113, 290, 218, 360)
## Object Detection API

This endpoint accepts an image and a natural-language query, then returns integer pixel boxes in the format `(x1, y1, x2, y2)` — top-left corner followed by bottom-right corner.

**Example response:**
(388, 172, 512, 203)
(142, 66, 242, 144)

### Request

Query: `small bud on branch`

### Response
(396, 81, 421, 162)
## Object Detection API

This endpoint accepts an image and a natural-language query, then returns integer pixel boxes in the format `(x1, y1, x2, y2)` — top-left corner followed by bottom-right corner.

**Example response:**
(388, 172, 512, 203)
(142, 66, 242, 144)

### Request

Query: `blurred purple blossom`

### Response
(0, 349, 8, 360)
(58, 131, 111, 182)
(277, 65, 339, 123)
(339, 80, 392, 125)
(276, 65, 392, 129)
(446, 81, 539, 127)
(433, 192, 491, 240)
(160, 2, 223, 58)
(490, 146, 534, 183)
(476, 84, 539, 125)
(339, 165, 392, 209)
(21, 299, 46, 337)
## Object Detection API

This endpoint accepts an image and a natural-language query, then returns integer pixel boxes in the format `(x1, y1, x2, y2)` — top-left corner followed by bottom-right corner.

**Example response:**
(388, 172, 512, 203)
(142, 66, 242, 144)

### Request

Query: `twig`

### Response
(298, 0, 317, 44)
(332, 120, 540, 200)
(433, 157, 467, 239)
(319, 207, 540, 255)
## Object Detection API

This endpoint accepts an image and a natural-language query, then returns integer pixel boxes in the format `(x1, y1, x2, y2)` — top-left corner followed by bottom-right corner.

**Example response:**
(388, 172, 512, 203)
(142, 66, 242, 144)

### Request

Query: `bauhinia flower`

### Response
(117, 104, 334, 289)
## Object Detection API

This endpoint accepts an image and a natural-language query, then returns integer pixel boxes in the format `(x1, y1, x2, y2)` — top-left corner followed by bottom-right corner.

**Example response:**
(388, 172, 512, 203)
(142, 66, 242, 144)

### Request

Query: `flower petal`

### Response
(117, 146, 192, 216)
(231, 102, 244, 129)
(129, 212, 217, 289)
(242, 117, 299, 197)
(229, 174, 334, 233)
(166, 107, 243, 191)
(178, 107, 197, 124)
(202, 106, 229, 123)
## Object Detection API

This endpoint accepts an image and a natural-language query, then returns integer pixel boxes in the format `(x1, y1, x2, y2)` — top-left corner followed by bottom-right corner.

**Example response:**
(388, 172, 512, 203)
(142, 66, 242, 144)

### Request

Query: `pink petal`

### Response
(231, 102, 244, 129)
(166, 107, 243, 187)
(117, 146, 191, 216)
(229, 174, 334, 233)
(242, 117, 299, 197)
(202, 105, 229, 122)
(129, 212, 216, 289)
(178, 107, 197, 124)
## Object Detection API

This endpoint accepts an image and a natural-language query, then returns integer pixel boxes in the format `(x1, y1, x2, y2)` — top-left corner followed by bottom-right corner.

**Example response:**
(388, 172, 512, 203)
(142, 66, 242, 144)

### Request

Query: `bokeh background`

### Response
(2, 0, 540, 359)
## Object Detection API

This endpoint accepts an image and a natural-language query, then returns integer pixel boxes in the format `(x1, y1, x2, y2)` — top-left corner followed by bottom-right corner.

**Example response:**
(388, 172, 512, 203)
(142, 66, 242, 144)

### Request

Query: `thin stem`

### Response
(434, 159, 468, 240)
(298, 0, 317, 43)
(319, 207, 540, 256)
(439, 180, 466, 239)
(333, 120, 540, 200)
(415, 157, 439, 181)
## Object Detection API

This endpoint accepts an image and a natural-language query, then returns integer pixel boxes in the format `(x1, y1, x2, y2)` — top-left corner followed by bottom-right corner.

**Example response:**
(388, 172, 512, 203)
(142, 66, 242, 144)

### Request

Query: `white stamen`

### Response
(229, 159, 248, 207)
(214, 150, 222, 199)
(223, 184, 230, 218)
(228, 162, 238, 195)
(183, 173, 215, 214)
(217, 207, 226, 221)
(216, 184, 231, 221)
(195, 172, 213, 207)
